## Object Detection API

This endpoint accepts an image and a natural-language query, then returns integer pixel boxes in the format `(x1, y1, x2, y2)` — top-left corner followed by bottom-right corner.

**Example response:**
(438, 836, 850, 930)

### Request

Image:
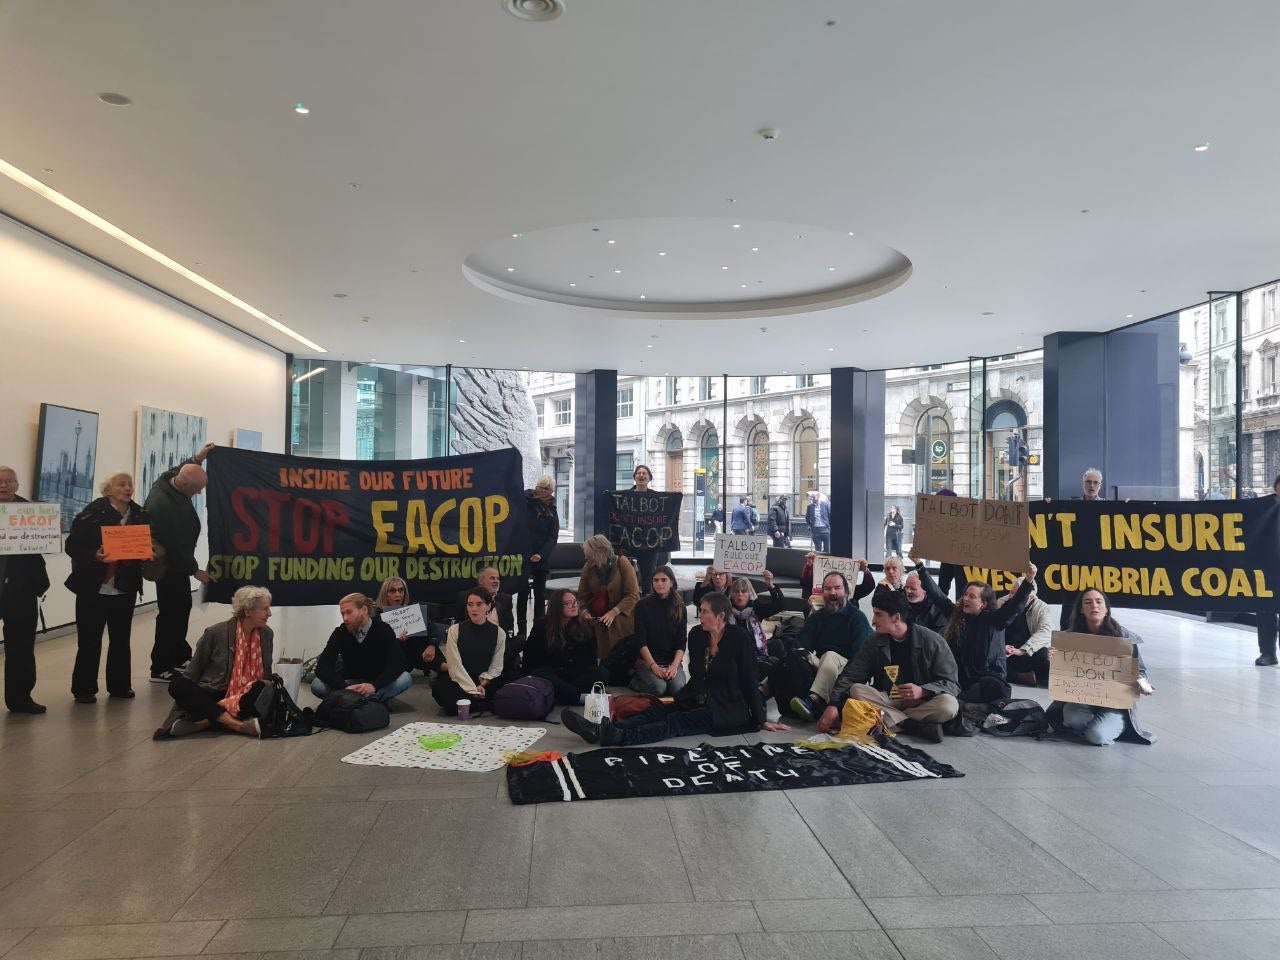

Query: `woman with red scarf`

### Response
(154, 586, 274, 739)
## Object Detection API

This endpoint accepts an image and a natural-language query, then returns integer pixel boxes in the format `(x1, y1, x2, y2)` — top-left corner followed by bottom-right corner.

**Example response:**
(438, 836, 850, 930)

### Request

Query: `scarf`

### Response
(729, 604, 766, 654)
(218, 624, 264, 715)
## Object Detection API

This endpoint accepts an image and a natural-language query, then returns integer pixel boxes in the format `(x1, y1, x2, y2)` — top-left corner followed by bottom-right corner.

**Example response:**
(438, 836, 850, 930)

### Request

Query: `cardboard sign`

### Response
(1048, 630, 1139, 710)
(913, 494, 1029, 572)
(713, 533, 769, 575)
(100, 524, 154, 560)
(0, 502, 62, 555)
(812, 555, 862, 594)
(380, 603, 429, 638)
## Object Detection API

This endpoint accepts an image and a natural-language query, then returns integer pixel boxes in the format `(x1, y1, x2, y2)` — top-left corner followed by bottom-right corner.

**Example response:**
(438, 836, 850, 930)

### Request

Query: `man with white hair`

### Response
(1081, 467, 1107, 501)
(0, 466, 50, 713)
(143, 442, 215, 683)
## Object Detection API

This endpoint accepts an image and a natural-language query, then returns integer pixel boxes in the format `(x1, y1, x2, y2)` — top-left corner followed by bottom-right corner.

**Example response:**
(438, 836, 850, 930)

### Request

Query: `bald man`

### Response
(0, 466, 50, 713)
(143, 442, 215, 681)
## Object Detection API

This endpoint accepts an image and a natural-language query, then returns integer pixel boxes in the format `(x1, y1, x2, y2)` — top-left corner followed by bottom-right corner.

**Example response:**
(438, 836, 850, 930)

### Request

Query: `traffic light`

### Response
(1005, 434, 1031, 467)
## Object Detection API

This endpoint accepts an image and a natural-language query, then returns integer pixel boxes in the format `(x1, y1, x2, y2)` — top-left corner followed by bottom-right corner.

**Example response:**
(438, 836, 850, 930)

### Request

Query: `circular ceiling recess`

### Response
(462, 218, 911, 318)
(503, 0, 564, 22)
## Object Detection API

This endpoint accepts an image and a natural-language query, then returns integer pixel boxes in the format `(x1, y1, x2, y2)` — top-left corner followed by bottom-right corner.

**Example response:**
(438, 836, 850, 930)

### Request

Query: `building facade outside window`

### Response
(553, 396, 571, 426)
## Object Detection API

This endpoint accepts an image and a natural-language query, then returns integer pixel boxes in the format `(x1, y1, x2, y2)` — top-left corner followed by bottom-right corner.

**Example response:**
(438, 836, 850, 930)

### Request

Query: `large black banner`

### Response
(600, 489, 682, 553)
(506, 738, 961, 804)
(957, 497, 1279, 612)
(205, 447, 528, 605)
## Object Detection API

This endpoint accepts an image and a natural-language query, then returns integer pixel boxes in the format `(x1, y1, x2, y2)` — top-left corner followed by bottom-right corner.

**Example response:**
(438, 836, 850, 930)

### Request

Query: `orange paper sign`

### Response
(101, 524, 154, 561)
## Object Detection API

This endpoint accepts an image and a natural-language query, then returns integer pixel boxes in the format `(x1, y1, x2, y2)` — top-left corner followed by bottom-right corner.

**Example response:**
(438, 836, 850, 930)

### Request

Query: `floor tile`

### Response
(144, 788, 247, 807)
(665, 793, 851, 900)
(358, 946, 520, 960)
(4, 920, 220, 960)
(205, 915, 347, 953)
(51, 791, 158, 809)
(237, 785, 374, 805)
(866, 895, 1050, 929)
(736, 930, 903, 960)
(462, 902, 762, 941)
(0, 929, 31, 957)
(1146, 918, 1280, 960)
(334, 911, 466, 948)
(519, 934, 746, 959)
(366, 781, 499, 801)
(1142, 784, 1280, 859)
(0, 808, 113, 889)
(750, 897, 878, 932)
(527, 797, 692, 906)
(974, 921, 1191, 959)
(1027, 888, 1280, 923)
(888, 927, 1000, 960)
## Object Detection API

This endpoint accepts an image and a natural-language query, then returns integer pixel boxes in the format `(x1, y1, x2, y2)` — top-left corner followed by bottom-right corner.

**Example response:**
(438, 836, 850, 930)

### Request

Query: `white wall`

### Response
(0, 215, 286, 631)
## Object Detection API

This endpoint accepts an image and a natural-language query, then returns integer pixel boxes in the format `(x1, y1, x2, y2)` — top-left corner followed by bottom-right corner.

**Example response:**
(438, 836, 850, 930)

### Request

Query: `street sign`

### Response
(931, 439, 949, 462)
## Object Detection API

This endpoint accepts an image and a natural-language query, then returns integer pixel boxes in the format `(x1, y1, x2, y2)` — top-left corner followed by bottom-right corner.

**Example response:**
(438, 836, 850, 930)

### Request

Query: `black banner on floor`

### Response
(204, 447, 528, 605)
(956, 497, 1279, 612)
(506, 738, 961, 804)
(599, 489, 682, 553)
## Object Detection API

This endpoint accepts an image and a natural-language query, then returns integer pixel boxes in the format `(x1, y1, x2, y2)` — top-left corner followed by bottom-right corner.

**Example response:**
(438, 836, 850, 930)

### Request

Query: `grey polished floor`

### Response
(0, 605, 1276, 960)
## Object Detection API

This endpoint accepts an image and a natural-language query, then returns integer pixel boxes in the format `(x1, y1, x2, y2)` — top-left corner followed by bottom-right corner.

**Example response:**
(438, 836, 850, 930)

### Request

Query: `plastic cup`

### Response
(456, 699, 471, 721)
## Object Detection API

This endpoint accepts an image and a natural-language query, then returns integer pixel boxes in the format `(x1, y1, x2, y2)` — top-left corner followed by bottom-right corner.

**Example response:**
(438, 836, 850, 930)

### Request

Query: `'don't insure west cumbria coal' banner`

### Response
(204, 447, 528, 605)
(958, 497, 1279, 612)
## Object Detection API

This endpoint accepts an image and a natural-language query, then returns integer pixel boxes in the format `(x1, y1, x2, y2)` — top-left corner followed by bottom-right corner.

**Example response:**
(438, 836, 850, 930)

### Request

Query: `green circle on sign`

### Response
(931, 439, 949, 460)
(418, 732, 463, 751)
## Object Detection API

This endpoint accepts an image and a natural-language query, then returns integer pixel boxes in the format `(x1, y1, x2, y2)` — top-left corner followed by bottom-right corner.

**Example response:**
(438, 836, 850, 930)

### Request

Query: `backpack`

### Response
(769, 615, 806, 654)
(315, 689, 391, 733)
(767, 648, 817, 719)
(493, 676, 556, 720)
(980, 698, 1049, 738)
(258, 673, 316, 738)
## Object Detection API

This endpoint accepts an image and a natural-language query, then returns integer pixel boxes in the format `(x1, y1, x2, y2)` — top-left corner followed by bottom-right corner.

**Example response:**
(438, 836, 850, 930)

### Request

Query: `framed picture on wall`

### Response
(34, 402, 100, 532)
(137, 406, 208, 516)
(232, 428, 262, 451)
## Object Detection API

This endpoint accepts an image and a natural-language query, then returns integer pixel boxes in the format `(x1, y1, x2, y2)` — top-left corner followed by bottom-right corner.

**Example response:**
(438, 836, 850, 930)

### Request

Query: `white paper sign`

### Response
(380, 603, 428, 637)
(0, 502, 62, 555)
(714, 533, 770, 575)
(812, 555, 861, 593)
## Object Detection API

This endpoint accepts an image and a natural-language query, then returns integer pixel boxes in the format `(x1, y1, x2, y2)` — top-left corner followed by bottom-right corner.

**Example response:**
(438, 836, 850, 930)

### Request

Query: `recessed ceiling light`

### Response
(848, 231, 855, 236)
(721, 265, 729, 270)
(782, 370, 788, 374)
(827, 347, 834, 352)
(732, 224, 741, 229)
(98, 92, 132, 106)
(647, 344, 653, 348)
(511, 233, 521, 238)
(827, 266, 835, 271)
(639, 294, 646, 300)
(795, 234, 804, 239)
(1126, 314, 1134, 319)
(294, 102, 309, 115)
(459, 339, 466, 343)
(333, 293, 347, 298)
(613, 269, 622, 274)
(504, 0, 564, 22)
(507, 266, 515, 272)
(370, 358, 377, 362)
(569, 282, 576, 287)
(740, 283, 747, 288)
(361, 315, 370, 322)
(41, 167, 53, 173)
(658, 251, 667, 256)
(1194, 142, 1210, 152)
(751, 247, 759, 252)
(981, 311, 994, 316)
(607, 239, 616, 244)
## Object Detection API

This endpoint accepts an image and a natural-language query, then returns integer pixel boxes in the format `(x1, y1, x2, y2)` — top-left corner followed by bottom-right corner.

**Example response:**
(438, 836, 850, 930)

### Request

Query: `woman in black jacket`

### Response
(518, 475, 560, 638)
(562, 592, 791, 746)
(523, 589, 606, 704)
(727, 571, 785, 660)
(630, 564, 688, 695)
(65, 472, 149, 703)
(912, 555, 1037, 704)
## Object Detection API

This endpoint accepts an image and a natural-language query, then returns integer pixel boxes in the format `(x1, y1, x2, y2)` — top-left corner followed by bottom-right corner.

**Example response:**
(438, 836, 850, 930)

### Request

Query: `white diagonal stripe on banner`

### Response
(560, 757, 587, 800)
(549, 757, 572, 801)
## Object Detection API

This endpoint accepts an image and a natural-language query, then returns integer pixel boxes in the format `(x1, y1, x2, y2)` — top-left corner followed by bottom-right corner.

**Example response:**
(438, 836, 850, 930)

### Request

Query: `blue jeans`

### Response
(811, 528, 831, 553)
(311, 671, 413, 703)
(629, 664, 688, 696)
(607, 703, 713, 746)
(1061, 703, 1126, 746)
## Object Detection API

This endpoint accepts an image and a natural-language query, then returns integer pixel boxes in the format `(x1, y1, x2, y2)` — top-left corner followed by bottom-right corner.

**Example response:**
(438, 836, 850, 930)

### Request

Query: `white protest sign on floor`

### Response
(1048, 630, 1139, 710)
(0, 502, 62, 555)
(714, 533, 770, 575)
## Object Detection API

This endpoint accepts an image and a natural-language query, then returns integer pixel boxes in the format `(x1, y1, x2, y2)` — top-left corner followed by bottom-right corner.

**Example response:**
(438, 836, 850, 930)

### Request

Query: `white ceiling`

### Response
(2, 0, 1279, 374)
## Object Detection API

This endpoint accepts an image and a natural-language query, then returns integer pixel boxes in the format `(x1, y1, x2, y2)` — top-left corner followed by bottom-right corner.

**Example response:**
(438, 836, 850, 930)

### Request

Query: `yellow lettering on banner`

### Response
(1182, 568, 1202, 597)
(459, 498, 482, 553)
(484, 495, 509, 551)
(1194, 515, 1222, 552)
(431, 499, 458, 554)
(405, 500, 433, 553)
(1028, 514, 1047, 550)
(371, 501, 403, 554)
(1222, 514, 1245, 551)
(1151, 568, 1173, 596)
(1055, 513, 1076, 548)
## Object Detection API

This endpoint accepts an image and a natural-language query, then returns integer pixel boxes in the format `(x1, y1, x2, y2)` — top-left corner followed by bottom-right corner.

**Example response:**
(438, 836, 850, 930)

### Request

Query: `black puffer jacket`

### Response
(64, 497, 149, 597)
(524, 491, 560, 572)
(918, 566, 1031, 689)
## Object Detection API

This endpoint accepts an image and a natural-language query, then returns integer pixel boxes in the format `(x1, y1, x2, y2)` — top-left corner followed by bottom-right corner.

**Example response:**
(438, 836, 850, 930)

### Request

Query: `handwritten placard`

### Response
(812, 555, 862, 594)
(1048, 630, 1139, 710)
(380, 603, 429, 638)
(713, 534, 770, 575)
(0, 502, 62, 555)
(912, 494, 1029, 572)
(101, 524, 154, 561)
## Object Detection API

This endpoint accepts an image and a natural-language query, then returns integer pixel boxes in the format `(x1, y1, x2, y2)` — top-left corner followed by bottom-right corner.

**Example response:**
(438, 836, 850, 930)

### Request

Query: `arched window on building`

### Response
(747, 425, 770, 514)
(793, 420, 819, 512)
(913, 405, 952, 494)
(700, 426, 720, 516)
(984, 399, 1027, 499)
(664, 430, 684, 498)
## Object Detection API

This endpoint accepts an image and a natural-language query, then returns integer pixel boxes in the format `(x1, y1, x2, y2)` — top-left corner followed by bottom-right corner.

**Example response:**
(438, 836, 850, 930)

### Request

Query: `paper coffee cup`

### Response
(456, 698, 471, 720)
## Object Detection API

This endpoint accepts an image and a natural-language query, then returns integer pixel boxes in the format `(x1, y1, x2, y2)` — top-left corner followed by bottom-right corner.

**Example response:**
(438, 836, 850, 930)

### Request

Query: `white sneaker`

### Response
(169, 718, 202, 737)
(240, 717, 261, 738)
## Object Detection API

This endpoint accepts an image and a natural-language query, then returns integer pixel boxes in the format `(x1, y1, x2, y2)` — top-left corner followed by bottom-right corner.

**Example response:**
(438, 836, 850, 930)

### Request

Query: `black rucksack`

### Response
(493, 676, 556, 720)
(257, 674, 316, 738)
(767, 648, 817, 719)
(980, 698, 1049, 738)
(315, 689, 391, 733)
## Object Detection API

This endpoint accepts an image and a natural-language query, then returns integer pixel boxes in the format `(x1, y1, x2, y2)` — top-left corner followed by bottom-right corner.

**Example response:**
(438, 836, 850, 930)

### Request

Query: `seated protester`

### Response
(1048, 589, 1156, 746)
(903, 572, 949, 635)
(692, 564, 731, 607)
(578, 534, 641, 659)
(630, 564, 688, 696)
(728, 571, 786, 661)
(912, 556, 1036, 705)
(817, 587, 960, 744)
(789, 571, 873, 721)
(562, 592, 791, 746)
(377, 576, 436, 675)
(523, 589, 606, 705)
(312, 593, 412, 704)
(879, 555, 906, 591)
(154, 586, 274, 739)
(457, 566, 516, 640)
(800, 555, 876, 608)
(433, 587, 513, 714)
(996, 577, 1052, 687)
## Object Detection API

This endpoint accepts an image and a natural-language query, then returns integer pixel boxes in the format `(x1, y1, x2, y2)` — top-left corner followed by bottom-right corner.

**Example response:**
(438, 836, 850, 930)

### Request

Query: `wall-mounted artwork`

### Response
(138, 406, 208, 515)
(34, 403, 99, 533)
(232, 428, 263, 451)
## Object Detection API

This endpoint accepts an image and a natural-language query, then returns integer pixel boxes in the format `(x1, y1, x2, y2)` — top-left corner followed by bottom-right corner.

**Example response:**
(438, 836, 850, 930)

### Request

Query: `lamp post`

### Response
(70, 419, 82, 497)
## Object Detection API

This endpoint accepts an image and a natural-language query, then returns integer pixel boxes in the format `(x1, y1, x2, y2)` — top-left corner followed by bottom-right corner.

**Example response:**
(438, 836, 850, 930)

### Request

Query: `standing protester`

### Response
(731, 496, 755, 535)
(0, 466, 50, 714)
(1256, 474, 1280, 666)
(626, 464, 664, 590)
(767, 495, 791, 548)
(577, 534, 641, 659)
(1055, 467, 1109, 628)
(933, 488, 967, 600)
(518, 475, 560, 640)
(143, 441, 215, 682)
(65, 472, 149, 703)
(805, 491, 831, 553)
(884, 505, 904, 557)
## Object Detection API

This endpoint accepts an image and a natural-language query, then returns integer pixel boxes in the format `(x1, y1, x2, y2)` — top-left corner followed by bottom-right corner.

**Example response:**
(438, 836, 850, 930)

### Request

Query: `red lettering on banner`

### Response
(261, 490, 292, 552)
(293, 498, 322, 553)
(231, 488, 260, 551)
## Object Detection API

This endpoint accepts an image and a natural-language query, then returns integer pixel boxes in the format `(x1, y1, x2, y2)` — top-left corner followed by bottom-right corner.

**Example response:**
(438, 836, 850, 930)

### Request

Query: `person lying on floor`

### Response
(816, 586, 960, 744)
(523, 588, 607, 705)
(311, 593, 412, 704)
(562, 591, 791, 746)
(154, 585, 274, 739)
(433, 587, 514, 715)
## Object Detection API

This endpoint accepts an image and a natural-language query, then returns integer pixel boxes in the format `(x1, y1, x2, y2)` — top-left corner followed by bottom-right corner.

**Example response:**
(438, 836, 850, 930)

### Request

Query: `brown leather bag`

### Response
(609, 693, 661, 721)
